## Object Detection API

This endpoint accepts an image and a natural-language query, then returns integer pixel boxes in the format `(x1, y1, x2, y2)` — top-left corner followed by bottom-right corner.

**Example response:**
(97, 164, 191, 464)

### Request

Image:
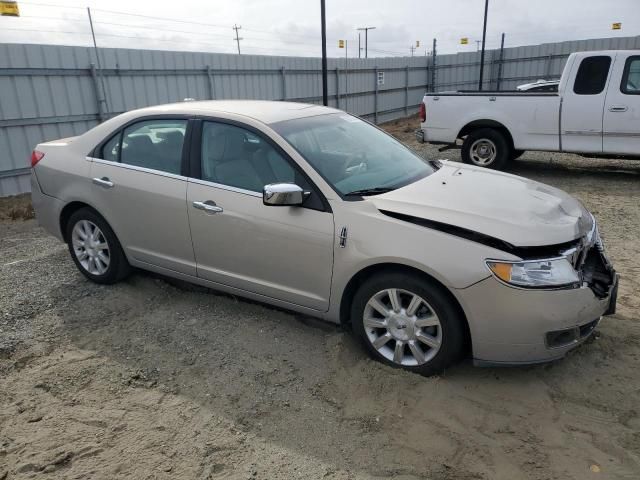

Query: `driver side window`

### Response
(201, 121, 295, 192)
(200, 121, 326, 211)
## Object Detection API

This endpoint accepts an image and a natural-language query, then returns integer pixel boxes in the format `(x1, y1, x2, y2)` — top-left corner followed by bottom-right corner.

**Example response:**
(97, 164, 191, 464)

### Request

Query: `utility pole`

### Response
(233, 24, 243, 54)
(320, 0, 328, 106)
(358, 32, 361, 58)
(87, 7, 108, 116)
(475, 40, 481, 52)
(431, 38, 437, 92)
(496, 32, 505, 91)
(410, 45, 415, 57)
(356, 26, 375, 58)
(478, 0, 489, 90)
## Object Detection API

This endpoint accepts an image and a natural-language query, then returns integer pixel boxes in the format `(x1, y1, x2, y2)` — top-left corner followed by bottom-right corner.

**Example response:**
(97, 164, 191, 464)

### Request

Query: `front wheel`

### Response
(461, 128, 511, 170)
(351, 272, 464, 376)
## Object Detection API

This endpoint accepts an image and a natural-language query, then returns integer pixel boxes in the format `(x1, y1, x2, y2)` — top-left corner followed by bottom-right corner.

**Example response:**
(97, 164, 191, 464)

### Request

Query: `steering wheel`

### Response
(344, 152, 367, 175)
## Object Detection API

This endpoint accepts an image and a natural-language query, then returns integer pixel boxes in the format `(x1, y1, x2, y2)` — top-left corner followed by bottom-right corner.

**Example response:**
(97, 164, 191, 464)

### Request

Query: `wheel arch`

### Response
(59, 201, 119, 245)
(457, 119, 514, 150)
(338, 263, 472, 354)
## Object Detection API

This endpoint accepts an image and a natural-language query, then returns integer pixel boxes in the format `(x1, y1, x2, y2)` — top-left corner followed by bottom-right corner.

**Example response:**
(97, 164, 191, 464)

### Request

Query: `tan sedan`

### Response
(30, 101, 617, 375)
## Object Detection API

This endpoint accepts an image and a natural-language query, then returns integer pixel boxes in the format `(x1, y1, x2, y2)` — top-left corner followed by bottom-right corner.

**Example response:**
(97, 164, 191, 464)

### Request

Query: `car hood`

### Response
(369, 161, 592, 247)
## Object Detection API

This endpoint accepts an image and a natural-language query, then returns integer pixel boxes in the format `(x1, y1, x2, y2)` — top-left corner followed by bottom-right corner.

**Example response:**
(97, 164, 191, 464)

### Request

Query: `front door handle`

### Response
(92, 177, 114, 188)
(192, 200, 223, 214)
(609, 105, 628, 112)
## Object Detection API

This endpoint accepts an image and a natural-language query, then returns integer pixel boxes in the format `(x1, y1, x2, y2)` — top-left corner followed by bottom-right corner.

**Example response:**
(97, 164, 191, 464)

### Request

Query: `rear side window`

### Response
(621, 56, 640, 94)
(100, 133, 120, 162)
(120, 120, 187, 175)
(573, 56, 611, 95)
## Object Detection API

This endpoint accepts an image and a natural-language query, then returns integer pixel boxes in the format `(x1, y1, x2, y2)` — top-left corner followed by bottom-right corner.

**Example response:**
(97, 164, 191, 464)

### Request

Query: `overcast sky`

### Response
(1, 0, 638, 58)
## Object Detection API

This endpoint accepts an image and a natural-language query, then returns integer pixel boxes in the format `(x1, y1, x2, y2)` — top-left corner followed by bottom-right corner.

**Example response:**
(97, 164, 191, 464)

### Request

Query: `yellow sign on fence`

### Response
(0, 0, 20, 16)
(612, 22, 622, 30)
(460, 37, 469, 45)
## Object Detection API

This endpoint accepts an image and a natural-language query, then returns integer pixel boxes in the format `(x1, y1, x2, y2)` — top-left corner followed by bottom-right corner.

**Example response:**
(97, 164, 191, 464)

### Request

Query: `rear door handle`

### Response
(192, 201, 223, 214)
(609, 106, 628, 112)
(92, 177, 114, 188)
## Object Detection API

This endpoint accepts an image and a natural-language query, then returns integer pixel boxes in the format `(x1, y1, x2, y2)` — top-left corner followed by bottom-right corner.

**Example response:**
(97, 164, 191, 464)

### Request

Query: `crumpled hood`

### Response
(370, 161, 592, 247)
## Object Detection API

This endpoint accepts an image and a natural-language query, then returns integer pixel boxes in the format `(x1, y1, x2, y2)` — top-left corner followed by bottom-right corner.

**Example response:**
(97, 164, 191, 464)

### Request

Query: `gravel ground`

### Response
(1, 116, 640, 480)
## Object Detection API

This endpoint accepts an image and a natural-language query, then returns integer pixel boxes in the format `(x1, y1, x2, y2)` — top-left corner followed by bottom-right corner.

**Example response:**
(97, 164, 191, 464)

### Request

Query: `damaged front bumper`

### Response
(456, 232, 618, 366)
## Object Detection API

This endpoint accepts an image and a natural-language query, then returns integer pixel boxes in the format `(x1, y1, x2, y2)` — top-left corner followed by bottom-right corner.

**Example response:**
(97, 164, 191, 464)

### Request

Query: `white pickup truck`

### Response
(416, 50, 640, 169)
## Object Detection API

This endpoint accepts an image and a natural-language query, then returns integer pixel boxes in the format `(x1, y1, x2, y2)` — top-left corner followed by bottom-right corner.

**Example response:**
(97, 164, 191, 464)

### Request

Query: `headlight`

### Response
(486, 258, 580, 288)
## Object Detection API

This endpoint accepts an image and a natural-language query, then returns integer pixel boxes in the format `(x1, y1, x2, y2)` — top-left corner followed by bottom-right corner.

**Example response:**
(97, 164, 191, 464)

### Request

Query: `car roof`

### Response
(128, 100, 341, 125)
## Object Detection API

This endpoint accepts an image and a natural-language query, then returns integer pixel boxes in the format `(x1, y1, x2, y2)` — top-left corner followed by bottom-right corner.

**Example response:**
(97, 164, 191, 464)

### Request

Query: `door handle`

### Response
(92, 177, 114, 188)
(192, 201, 223, 214)
(609, 106, 628, 112)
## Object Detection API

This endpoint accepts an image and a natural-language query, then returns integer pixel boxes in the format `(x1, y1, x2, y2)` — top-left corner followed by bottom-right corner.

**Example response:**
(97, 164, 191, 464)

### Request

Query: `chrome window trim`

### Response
(188, 177, 262, 198)
(90, 157, 187, 181)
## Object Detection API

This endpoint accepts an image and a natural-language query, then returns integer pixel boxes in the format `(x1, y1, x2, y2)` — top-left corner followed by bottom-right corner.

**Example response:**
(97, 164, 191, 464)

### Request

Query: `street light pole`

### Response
(320, 0, 328, 106)
(478, 0, 489, 90)
(357, 26, 376, 58)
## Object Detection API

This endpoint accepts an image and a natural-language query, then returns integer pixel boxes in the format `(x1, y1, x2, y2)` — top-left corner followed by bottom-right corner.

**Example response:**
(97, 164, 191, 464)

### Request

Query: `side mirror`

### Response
(263, 183, 308, 206)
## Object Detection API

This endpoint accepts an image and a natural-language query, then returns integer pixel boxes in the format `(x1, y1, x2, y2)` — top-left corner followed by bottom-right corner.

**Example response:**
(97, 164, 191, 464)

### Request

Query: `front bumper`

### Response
(455, 271, 618, 366)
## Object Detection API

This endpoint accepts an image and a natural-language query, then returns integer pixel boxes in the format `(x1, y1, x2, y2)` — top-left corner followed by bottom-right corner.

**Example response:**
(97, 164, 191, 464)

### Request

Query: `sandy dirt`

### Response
(1, 117, 640, 479)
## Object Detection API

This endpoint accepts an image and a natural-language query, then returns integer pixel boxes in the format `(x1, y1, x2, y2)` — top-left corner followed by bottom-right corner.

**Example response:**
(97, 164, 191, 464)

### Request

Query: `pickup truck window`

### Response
(573, 56, 611, 95)
(621, 56, 640, 94)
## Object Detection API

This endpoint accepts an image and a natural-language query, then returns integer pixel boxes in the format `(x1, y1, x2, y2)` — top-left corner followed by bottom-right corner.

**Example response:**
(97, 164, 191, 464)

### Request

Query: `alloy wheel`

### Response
(71, 220, 110, 275)
(363, 288, 442, 366)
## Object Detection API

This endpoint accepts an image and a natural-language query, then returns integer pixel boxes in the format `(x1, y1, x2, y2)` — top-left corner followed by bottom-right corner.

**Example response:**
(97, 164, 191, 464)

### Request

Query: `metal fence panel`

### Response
(1, 35, 639, 195)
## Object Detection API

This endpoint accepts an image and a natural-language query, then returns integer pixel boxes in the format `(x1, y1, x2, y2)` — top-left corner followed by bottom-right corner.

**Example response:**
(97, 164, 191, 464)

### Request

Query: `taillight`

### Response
(419, 102, 426, 122)
(31, 150, 45, 167)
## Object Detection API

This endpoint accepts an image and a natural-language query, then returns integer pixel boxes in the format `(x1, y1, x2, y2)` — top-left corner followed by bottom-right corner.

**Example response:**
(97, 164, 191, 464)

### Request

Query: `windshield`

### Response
(271, 113, 436, 196)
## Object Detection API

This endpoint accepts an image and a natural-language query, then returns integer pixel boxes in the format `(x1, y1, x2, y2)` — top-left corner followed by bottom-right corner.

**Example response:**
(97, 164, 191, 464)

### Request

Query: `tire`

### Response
(461, 128, 511, 170)
(512, 149, 525, 160)
(65, 207, 131, 284)
(350, 272, 465, 376)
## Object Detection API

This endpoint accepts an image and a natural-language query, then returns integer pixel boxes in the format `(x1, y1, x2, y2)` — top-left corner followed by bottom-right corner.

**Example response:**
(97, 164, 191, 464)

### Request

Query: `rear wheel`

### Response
(461, 128, 511, 170)
(351, 272, 464, 376)
(66, 208, 130, 284)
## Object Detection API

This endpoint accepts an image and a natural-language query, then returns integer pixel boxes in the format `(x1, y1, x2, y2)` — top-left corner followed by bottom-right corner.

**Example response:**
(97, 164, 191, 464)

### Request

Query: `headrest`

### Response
(127, 135, 154, 151)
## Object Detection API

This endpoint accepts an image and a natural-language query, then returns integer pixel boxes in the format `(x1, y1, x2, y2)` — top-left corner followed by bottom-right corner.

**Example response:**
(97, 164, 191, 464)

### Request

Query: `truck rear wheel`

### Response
(461, 128, 511, 170)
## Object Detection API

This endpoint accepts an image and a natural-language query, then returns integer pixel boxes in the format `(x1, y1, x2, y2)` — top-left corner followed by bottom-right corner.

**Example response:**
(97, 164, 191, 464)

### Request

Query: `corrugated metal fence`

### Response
(1, 34, 639, 196)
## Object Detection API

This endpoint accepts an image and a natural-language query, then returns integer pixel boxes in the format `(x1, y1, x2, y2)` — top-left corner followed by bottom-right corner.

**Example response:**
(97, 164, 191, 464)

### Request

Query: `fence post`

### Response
(545, 53, 553, 79)
(90, 62, 106, 121)
(344, 61, 348, 112)
(374, 66, 379, 124)
(281, 66, 287, 101)
(206, 65, 215, 99)
(335, 67, 340, 109)
(405, 65, 409, 116)
(496, 33, 505, 91)
(431, 38, 437, 92)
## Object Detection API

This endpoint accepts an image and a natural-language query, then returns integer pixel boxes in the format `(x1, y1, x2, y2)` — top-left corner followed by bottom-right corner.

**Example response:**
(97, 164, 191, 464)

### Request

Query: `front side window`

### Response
(621, 56, 640, 94)
(272, 113, 436, 196)
(201, 121, 298, 192)
(573, 56, 611, 95)
(119, 119, 187, 175)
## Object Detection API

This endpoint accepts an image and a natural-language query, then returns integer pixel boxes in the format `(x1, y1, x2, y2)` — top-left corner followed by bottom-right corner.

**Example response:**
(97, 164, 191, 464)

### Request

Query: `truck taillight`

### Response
(31, 150, 45, 167)
(419, 102, 426, 122)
